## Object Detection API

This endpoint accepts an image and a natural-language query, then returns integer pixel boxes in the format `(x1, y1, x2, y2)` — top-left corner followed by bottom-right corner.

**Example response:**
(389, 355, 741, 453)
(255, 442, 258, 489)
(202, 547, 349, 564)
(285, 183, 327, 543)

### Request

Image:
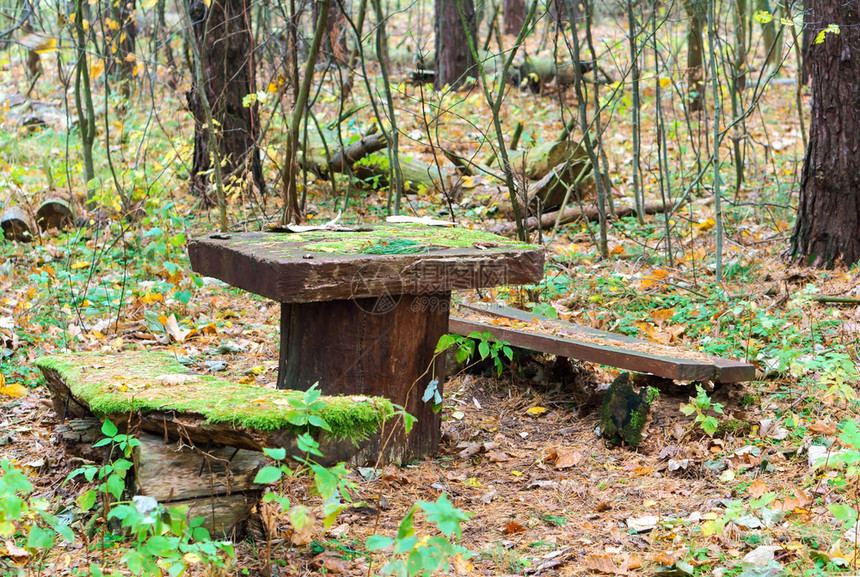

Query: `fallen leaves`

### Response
(0, 372, 27, 398)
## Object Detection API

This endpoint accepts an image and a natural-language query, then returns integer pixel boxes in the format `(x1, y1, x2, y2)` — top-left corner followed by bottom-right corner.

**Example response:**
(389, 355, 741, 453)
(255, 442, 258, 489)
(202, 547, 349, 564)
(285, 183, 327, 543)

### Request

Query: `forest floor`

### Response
(3, 8, 860, 577)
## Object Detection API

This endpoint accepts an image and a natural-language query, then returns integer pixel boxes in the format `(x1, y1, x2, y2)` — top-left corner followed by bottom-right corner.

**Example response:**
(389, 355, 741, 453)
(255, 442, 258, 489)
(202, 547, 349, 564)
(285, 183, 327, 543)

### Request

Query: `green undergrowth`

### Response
(34, 352, 393, 441)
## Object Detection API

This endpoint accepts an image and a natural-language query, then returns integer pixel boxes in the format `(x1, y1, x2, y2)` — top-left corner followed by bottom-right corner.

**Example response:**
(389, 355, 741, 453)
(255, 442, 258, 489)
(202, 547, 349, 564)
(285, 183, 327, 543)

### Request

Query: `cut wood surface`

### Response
(36, 352, 393, 464)
(36, 197, 74, 231)
(1, 205, 34, 242)
(450, 303, 755, 382)
(188, 224, 544, 303)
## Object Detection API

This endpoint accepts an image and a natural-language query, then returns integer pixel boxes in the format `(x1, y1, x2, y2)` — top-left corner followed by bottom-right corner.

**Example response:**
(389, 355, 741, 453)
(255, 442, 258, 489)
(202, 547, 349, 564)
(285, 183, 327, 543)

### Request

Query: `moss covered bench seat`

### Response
(35, 352, 393, 536)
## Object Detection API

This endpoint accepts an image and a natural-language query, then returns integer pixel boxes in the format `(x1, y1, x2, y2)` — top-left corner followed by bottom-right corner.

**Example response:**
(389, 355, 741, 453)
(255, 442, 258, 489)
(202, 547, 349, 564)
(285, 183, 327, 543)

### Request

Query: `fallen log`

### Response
(489, 201, 675, 236)
(299, 128, 447, 192)
(328, 132, 388, 172)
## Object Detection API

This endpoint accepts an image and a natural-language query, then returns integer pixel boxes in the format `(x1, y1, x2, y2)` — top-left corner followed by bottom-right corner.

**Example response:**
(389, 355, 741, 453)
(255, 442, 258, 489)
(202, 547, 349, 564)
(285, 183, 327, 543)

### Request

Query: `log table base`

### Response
(280, 293, 450, 463)
(188, 224, 545, 463)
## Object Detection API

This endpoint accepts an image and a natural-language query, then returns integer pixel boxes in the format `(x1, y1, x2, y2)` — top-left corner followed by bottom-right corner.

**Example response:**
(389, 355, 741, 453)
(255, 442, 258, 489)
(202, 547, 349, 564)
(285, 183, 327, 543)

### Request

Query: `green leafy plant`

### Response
(252, 385, 361, 575)
(0, 458, 75, 573)
(62, 423, 234, 576)
(67, 419, 140, 507)
(366, 493, 472, 576)
(101, 497, 235, 576)
(679, 385, 724, 437)
(435, 331, 514, 377)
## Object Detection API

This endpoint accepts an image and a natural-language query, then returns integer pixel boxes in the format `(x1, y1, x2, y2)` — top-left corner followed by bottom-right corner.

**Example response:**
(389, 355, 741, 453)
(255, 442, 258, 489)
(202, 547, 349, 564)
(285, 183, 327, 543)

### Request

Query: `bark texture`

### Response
(186, 0, 264, 196)
(434, 0, 477, 90)
(789, 0, 860, 267)
(503, 0, 525, 34)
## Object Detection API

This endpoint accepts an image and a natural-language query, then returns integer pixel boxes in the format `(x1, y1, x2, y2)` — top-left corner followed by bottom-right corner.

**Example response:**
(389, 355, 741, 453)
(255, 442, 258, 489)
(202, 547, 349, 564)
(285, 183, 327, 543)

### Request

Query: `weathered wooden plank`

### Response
(450, 317, 716, 381)
(173, 493, 257, 539)
(188, 225, 544, 304)
(451, 303, 756, 382)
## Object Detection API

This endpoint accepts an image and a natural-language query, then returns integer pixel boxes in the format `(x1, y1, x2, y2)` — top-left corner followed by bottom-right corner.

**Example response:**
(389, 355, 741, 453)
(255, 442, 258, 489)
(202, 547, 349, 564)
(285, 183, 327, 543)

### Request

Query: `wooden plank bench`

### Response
(449, 303, 756, 383)
(188, 223, 544, 462)
(36, 352, 394, 536)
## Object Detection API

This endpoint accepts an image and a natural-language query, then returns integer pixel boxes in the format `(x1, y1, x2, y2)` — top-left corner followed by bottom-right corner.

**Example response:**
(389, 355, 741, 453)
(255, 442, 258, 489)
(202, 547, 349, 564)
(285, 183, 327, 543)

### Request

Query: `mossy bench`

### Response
(36, 352, 394, 536)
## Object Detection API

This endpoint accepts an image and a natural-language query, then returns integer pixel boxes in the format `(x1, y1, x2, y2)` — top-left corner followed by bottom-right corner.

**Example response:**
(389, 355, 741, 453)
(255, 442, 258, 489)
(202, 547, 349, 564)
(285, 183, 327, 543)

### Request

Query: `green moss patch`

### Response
(292, 223, 539, 254)
(35, 352, 393, 441)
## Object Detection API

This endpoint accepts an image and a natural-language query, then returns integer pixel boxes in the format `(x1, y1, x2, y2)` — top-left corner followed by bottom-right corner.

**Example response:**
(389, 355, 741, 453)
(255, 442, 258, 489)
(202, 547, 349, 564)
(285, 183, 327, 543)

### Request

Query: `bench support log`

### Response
(278, 293, 450, 464)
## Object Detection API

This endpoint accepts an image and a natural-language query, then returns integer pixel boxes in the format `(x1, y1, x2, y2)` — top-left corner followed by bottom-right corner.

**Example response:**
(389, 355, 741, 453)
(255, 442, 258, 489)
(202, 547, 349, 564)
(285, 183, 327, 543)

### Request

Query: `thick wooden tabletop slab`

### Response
(188, 224, 544, 303)
(450, 303, 756, 383)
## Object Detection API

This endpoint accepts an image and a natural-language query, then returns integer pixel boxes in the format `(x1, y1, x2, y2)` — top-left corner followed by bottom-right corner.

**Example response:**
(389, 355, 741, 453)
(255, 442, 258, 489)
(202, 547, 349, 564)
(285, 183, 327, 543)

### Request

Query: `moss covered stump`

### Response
(599, 373, 658, 448)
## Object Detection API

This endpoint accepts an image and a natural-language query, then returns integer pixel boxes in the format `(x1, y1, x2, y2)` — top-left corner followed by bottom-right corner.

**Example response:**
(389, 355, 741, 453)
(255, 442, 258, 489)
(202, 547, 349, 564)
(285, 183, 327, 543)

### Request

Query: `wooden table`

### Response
(188, 224, 544, 463)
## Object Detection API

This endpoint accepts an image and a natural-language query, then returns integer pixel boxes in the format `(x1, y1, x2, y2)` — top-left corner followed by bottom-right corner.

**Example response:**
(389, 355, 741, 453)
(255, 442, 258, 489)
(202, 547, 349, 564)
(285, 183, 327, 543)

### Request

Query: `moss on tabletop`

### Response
(35, 352, 393, 442)
(287, 223, 540, 254)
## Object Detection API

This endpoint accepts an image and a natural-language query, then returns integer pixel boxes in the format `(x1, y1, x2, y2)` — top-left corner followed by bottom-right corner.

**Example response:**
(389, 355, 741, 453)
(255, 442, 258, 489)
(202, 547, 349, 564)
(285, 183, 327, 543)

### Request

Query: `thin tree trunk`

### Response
(281, 0, 331, 225)
(684, 0, 705, 112)
(73, 0, 97, 189)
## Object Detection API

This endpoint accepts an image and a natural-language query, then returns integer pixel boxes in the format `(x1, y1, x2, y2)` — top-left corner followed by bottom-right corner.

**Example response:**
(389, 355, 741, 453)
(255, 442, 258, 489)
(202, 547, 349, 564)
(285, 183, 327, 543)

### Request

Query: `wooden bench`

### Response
(188, 223, 544, 462)
(450, 302, 756, 382)
(36, 352, 394, 536)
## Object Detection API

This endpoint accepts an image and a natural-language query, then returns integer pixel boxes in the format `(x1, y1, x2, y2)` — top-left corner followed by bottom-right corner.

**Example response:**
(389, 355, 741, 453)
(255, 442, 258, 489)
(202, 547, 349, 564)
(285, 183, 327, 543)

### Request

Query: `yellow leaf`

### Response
(141, 293, 163, 304)
(659, 77, 671, 89)
(754, 9, 773, 23)
(90, 59, 104, 79)
(237, 375, 256, 385)
(639, 269, 669, 290)
(694, 217, 716, 232)
(526, 406, 547, 416)
(71, 260, 90, 270)
(0, 382, 29, 398)
(35, 37, 57, 54)
(463, 477, 481, 487)
(246, 365, 265, 375)
(511, 470, 523, 476)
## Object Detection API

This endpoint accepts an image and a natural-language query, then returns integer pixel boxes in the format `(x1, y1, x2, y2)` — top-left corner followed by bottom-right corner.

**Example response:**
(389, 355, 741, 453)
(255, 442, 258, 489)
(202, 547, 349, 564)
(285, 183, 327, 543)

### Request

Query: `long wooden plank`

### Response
(451, 303, 756, 382)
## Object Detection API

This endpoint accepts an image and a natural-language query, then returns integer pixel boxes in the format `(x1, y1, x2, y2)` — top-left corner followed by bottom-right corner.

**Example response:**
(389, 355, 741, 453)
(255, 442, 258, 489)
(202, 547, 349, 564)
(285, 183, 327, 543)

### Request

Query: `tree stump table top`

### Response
(187, 223, 545, 464)
(187, 223, 545, 303)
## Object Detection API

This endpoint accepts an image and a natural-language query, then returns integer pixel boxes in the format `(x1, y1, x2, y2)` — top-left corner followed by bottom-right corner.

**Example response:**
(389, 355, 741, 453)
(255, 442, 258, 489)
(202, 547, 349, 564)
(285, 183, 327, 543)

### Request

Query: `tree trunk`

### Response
(788, 0, 860, 268)
(434, 0, 477, 90)
(684, 0, 705, 111)
(107, 0, 137, 96)
(186, 0, 264, 196)
(503, 0, 525, 34)
(314, 0, 349, 65)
